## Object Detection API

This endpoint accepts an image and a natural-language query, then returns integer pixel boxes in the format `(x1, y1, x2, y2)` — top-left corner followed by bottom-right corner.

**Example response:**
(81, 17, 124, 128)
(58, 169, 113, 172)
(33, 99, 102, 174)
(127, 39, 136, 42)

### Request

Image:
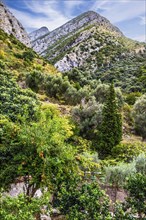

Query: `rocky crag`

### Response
(30, 11, 144, 73)
(29, 26, 49, 42)
(0, 1, 30, 47)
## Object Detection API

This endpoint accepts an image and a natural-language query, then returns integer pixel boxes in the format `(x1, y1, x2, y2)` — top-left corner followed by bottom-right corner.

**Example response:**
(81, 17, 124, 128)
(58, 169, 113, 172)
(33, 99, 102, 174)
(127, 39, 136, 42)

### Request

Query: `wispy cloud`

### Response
(139, 16, 146, 25)
(9, 7, 68, 32)
(91, 0, 146, 24)
(90, 0, 110, 11)
(9, 0, 72, 32)
(64, 0, 85, 10)
(6, 0, 146, 42)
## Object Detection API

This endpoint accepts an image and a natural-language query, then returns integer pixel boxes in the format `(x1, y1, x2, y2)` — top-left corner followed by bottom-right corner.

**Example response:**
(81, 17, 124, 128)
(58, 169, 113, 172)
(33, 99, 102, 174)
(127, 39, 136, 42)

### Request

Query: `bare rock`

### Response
(0, 1, 30, 47)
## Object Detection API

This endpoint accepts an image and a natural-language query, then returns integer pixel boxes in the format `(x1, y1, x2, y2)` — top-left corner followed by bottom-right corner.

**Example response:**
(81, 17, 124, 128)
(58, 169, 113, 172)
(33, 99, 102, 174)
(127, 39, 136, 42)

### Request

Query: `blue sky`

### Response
(3, 0, 146, 42)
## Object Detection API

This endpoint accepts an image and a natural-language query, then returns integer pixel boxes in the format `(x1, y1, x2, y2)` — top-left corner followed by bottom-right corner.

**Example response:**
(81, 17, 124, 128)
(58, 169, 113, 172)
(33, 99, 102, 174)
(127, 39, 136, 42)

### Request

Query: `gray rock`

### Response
(0, 1, 30, 47)
(31, 11, 123, 55)
(29, 26, 49, 42)
(41, 214, 51, 220)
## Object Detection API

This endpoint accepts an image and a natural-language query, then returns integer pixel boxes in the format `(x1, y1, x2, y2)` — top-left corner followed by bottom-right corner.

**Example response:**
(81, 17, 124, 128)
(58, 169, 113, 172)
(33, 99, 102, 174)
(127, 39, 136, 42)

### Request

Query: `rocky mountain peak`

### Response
(31, 10, 124, 55)
(0, 1, 30, 47)
(29, 26, 49, 42)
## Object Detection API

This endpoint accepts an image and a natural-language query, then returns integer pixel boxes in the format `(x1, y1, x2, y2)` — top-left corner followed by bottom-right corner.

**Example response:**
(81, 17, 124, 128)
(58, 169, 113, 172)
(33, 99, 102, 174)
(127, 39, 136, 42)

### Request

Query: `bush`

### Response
(0, 194, 49, 220)
(57, 181, 112, 220)
(124, 173, 146, 219)
(134, 153, 146, 175)
(112, 143, 146, 162)
(132, 94, 146, 140)
(72, 96, 103, 140)
(0, 69, 40, 121)
(125, 92, 142, 105)
(26, 70, 45, 92)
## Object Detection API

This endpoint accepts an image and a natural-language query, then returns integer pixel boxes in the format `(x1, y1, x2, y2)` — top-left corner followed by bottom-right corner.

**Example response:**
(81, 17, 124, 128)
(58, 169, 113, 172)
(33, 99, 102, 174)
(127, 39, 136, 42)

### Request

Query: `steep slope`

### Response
(0, 1, 30, 47)
(0, 29, 59, 78)
(31, 11, 123, 55)
(29, 26, 49, 42)
(31, 11, 145, 73)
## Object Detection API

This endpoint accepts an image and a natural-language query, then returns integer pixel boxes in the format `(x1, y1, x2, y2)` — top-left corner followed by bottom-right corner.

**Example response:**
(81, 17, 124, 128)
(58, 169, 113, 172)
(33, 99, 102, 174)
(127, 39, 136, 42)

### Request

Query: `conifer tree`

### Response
(99, 83, 122, 158)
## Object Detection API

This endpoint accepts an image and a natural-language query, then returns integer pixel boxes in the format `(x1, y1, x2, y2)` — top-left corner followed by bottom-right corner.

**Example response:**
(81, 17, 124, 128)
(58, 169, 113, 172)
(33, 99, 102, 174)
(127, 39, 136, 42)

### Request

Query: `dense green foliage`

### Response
(0, 107, 78, 195)
(0, 194, 48, 220)
(124, 173, 146, 219)
(98, 83, 122, 157)
(132, 94, 146, 140)
(57, 181, 112, 220)
(0, 27, 146, 219)
(0, 69, 39, 121)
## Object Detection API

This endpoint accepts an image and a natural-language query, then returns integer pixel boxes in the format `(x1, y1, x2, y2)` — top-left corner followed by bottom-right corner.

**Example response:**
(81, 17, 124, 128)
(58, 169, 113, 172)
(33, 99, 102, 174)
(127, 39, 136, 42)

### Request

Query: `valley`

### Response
(0, 1, 146, 219)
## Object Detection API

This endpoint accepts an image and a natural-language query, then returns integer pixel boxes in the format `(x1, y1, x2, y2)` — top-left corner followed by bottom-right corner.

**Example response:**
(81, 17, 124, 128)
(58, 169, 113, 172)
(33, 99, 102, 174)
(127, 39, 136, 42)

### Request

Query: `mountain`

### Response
(0, 1, 30, 47)
(30, 11, 123, 55)
(29, 26, 49, 42)
(30, 11, 145, 73)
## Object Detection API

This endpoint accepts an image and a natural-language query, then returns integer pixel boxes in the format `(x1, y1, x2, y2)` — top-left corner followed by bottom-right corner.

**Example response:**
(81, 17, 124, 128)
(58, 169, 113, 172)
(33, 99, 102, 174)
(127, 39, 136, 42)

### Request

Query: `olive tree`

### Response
(132, 94, 146, 141)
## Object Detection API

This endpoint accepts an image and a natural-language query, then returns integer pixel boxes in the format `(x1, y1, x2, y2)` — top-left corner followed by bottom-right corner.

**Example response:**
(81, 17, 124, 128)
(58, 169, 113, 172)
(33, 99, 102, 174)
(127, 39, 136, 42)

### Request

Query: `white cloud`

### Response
(8, 1, 71, 33)
(90, 0, 146, 24)
(90, 0, 110, 11)
(139, 16, 146, 25)
(64, 0, 85, 10)
(7, 0, 146, 41)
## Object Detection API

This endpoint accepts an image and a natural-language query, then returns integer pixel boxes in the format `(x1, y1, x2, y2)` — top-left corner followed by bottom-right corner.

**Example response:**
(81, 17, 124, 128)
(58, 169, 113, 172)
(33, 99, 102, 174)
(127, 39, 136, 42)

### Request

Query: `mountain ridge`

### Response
(29, 26, 49, 42)
(31, 11, 124, 55)
(0, 1, 30, 47)
(30, 10, 145, 73)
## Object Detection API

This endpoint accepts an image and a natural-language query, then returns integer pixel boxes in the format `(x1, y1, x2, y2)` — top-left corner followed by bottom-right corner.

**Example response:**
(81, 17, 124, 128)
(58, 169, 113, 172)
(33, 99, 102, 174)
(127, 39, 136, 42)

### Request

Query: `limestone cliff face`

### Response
(29, 11, 126, 72)
(0, 1, 30, 47)
(31, 11, 123, 55)
(29, 26, 49, 42)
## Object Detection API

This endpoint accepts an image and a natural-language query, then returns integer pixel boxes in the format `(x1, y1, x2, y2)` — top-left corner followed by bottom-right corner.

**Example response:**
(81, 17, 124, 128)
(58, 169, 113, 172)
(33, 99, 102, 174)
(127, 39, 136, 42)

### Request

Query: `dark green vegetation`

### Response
(98, 83, 122, 157)
(0, 28, 146, 219)
(44, 24, 146, 94)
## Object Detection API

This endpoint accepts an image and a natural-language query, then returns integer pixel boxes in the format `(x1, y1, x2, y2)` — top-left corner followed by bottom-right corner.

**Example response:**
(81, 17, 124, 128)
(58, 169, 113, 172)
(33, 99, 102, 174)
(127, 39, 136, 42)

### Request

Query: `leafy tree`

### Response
(98, 83, 122, 158)
(26, 70, 44, 93)
(125, 92, 142, 105)
(72, 96, 103, 140)
(113, 202, 136, 220)
(0, 107, 78, 200)
(92, 83, 124, 107)
(132, 94, 146, 140)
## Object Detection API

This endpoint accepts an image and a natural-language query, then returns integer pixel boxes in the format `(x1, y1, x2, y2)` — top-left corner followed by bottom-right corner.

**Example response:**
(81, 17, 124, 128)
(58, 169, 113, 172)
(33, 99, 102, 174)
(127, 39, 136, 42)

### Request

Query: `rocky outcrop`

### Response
(29, 26, 49, 42)
(0, 1, 30, 47)
(31, 11, 123, 55)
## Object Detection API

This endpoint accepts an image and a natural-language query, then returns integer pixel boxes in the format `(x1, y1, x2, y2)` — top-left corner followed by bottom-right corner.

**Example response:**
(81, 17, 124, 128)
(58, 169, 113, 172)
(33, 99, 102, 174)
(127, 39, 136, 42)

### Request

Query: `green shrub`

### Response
(26, 70, 45, 92)
(57, 181, 112, 220)
(112, 143, 146, 162)
(132, 94, 146, 140)
(125, 92, 142, 105)
(0, 69, 40, 121)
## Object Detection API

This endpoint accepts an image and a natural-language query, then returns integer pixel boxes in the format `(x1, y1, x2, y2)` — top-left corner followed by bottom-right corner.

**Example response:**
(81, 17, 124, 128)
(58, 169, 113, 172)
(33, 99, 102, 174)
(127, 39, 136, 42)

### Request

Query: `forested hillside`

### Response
(0, 8, 146, 220)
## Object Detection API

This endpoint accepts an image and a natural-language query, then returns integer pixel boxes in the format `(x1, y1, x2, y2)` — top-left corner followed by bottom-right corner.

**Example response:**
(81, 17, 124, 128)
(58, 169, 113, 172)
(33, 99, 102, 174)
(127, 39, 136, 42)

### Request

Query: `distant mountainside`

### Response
(30, 11, 145, 73)
(1, 2, 146, 95)
(31, 11, 123, 54)
(29, 26, 49, 42)
(0, 1, 30, 47)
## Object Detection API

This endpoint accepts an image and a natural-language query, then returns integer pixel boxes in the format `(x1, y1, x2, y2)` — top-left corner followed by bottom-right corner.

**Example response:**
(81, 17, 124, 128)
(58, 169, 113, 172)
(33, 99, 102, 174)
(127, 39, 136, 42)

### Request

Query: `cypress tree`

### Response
(99, 83, 122, 158)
